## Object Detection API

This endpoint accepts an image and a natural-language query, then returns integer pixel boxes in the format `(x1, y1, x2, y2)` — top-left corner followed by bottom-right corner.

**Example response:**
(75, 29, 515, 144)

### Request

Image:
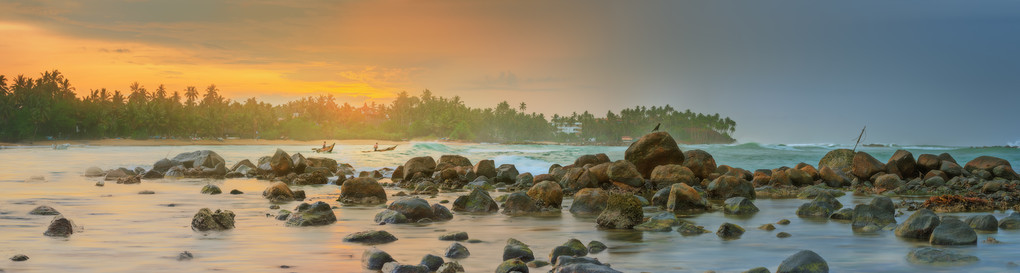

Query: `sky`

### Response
(2, 0, 1019, 146)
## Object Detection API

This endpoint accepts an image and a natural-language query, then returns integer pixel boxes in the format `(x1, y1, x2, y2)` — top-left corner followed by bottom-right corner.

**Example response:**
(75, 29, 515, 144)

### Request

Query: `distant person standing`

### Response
(374, 142, 379, 151)
(323, 141, 327, 150)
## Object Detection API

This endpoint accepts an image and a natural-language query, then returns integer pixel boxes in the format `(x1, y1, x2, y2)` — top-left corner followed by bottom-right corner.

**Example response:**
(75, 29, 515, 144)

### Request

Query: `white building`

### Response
(554, 122, 582, 135)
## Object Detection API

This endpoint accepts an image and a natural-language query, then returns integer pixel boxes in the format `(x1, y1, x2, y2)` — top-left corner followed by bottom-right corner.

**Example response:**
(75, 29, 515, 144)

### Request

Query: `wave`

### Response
(466, 148, 556, 154)
(491, 155, 556, 176)
(407, 142, 460, 154)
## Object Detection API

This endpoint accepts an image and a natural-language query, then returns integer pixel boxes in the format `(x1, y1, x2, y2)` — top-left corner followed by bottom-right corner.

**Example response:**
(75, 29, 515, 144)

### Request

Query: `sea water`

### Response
(0, 142, 1017, 272)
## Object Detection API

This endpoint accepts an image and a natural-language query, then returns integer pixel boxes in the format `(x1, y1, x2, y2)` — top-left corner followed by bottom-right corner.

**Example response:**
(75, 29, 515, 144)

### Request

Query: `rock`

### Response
(829, 208, 853, 221)
(138, 190, 155, 194)
(473, 160, 497, 181)
(851, 204, 896, 233)
(496, 164, 520, 184)
(851, 152, 885, 180)
(894, 209, 941, 239)
(923, 176, 946, 188)
(305, 157, 338, 173)
(452, 188, 499, 213)
(787, 168, 813, 187)
(402, 156, 436, 181)
(338, 177, 387, 204)
(606, 160, 644, 188)
(723, 197, 759, 215)
(682, 149, 717, 179)
(503, 238, 535, 262)
(818, 149, 855, 173)
(420, 254, 445, 271)
(716, 222, 745, 239)
(871, 196, 895, 214)
(564, 168, 600, 191)
(818, 166, 847, 187)
(445, 242, 470, 259)
(516, 172, 535, 186)
(595, 193, 644, 229)
(940, 161, 965, 178)
(228, 189, 242, 195)
(777, 232, 792, 238)
(625, 131, 686, 178)
(999, 212, 1020, 229)
(387, 198, 435, 222)
(381, 262, 430, 273)
(285, 201, 337, 227)
(906, 247, 978, 266)
(438, 154, 473, 171)
(964, 156, 1012, 175)
(176, 251, 193, 261)
(172, 150, 225, 170)
(759, 223, 776, 231)
(10, 254, 28, 261)
(930, 218, 977, 245)
(363, 248, 396, 270)
(293, 171, 328, 185)
(44, 215, 77, 236)
(796, 195, 839, 218)
(84, 166, 105, 177)
(649, 164, 697, 190)
(496, 258, 529, 273)
(262, 182, 297, 202)
(29, 205, 60, 215)
(886, 150, 918, 179)
(560, 238, 588, 256)
(873, 174, 903, 191)
(502, 192, 542, 215)
(431, 204, 453, 221)
(666, 183, 709, 212)
(777, 219, 791, 225)
(115, 175, 140, 184)
(141, 169, 164, 179)
(569, 188, 609, 216)
(552, 263, 623, 273)
(436, 261, 465, 273)
(548, 246, 574, 265)
(527, 181, 563, 208)
(266, 149, 293, 175)
(744, 267, 770, 273)
(635, 213, 676, 231)
(707, 175, 755, 200)
(191, 208, 235, 231)
(439, 231, 468, 241)
(343, 230, 397, 244)
(992, 165, 1019, 180)
(676, 222, 710, 236)
(965, 214, 998, 232)
(200, 184, 221, 195)
(776, 250, 828, 273)
(587, 241, 607, 254)
(374, 209, 409, 224)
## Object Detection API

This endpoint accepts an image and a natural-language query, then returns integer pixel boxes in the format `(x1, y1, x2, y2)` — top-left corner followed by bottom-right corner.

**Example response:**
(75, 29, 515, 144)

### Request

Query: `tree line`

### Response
(0, 70, 735, 144)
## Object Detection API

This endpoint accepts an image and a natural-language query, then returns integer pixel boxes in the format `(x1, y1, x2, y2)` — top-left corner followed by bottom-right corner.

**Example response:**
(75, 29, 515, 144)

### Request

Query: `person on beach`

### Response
(374, 142, 379, 151)
(322, 141, 327, 150)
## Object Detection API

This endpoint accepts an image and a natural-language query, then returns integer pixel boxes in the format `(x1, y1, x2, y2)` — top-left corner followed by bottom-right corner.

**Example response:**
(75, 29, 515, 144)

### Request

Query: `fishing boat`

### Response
(313, 143, 335, 153)
(363, 145, 397, 153)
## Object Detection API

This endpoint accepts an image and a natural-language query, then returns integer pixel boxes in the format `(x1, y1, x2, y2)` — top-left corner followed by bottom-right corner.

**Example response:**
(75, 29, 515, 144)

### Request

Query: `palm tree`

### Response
(184, 86, 198, 107)
(519, 102, 527, 112)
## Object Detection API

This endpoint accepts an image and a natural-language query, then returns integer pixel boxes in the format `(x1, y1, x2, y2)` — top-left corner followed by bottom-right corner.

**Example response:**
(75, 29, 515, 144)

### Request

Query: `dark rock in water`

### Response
(200, 184, 221, 195)
(743, 267, 770, 273)
(142, 170, 164, 179)
(436, 261, 465, 273)
(388, 197, 435, 222)
(275, 210, 291, 221)
(343, 230, 397, 245)
(965, 214, 998, 232)
(503, 238, 535, 262)
(651, 187, 671, 208)
(269, 149, 293, 175)
(819, 149, 855, 173)
(229, 189, 242, 195)
(496, 258, 529, 273)
(724, 197, 759, 215)
(431, 204, 453, 221)
(707, 175, 755, 200)
(851, 204, 896, 233)
(552, 256, 622, 273)
(548, 246, 574, 265)
(527, 181, 563, 208)
(439, 231, 468, 241)
(561, 238, 588, 256)
(777, 232, 792, 238)
(419, 254, 445, 271)
(829, 208, 853, 221)
(293, 171, 328, 185)
(894, 209, 940, 239)
(176, 251, 194, 261)
(759, 223, 776, 231)
(29, 205, 60, 215)
(502, 192, 541, 215)
(138, 190, 155, 194)
(290, 153, 307, 174)
(305, 157, 338, 173)
(404, 156, 437, 181)
(473, 160, 496, 182)
(851, 152, 885, 181)
(999, 212, 1020, 229)
(191, 208, 235, 231)
(870, 196, 894, 215)
(907, 247, 978, 266)
(886, 150, 918, 179)
(444, 242, 470, 259)
(587, 241, 607, 254)
(649, 164, 698, 190)
(666, 183, 709, 212)
(172, 150, 225, 169)
(380, 262, 430, 273)
(452, 188, 499, 213)
(683, 149, 717, 179)
(285, 201, 337, 227)
(44, 215, 76, 237)
(10, 254, 28, 261)
(338, 177, 387, 204)
(116, 175, 140, 184)
(495, 164, 520, 184)
(528, 260, 551, 268)
(84, 166, 105, 177)
(777, 250, 828, 273)
(677, 222, 709, 236)
(362, 248, 396, 270)
(569, 188, 609, 216)
(873, 174, 904, 191)
(596, 193, 644, 229)
(634, 212, 678, 231)
(625, 131, 685, 178)
(515, 172, 535, 187)
(606, 160, 644, 188)
(777, 219, 791, 225)
(262, 182, 297, 202)
(796, 195, 838, 218)
(930, 218, 977, 245)
(917, 154, 942, 173)
(716, 222, 745, 239)
(374, 209, 409, 224)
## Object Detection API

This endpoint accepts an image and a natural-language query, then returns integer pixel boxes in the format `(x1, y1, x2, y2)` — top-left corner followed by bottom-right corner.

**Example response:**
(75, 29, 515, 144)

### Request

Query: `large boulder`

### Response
(706, 175, 755, 200)
(563, 168, 600, 192)
(894, 209, 940, 239)
(437, 155, 472, 171)
(776, 250, 829, 273)
(152, 158, 175, 173)
(873, 174, 904, 191)
(930, 218, 977, 245)
(362, 248, 396, 270)
(818, 166, 848, 187)
(230, 159, 256, 173)
(44, 215, 76, 237)
(964, 214, 998, 232)
(818, 149, 855, 173)
(682, 149, 717, 179)
(527, 180, 563, 208)
(716, 223, 745, 239)
(965, 156, 1017, 179)
(387, 197, 435, 222)
(851, 203, 896, 233)
(574, 154, 609, 167)
(569, 188, 609, 216)
(787, 168, 814, 187)
(624, 131, 685, 178)
(191, 208, 235, 231)
(796, 195, 838, 218)
(338, 177, 387, 204)
(290, 153, 307, 174)
(502, 192, 542, 215)
(172, 150, 225, 169)
(649, 164, 697, 190)
(495, 164, 520, 184)
(262, 181, 297, 202)
(305, 157, 338, 173)
(999, 212, 1020, 229)
(84, 166, 105, 177)
(343, 230, 397, 245)
(851, 152, 885, 181)
(595, 193, 644, 229)
(724, 197, 759, 215)
(403, 156, 437, 181)
(606, 160, 644, 188)
(452, 188, 499, 213)
(495, 258, 529, 273)
(886, 150, 918, 179)
(916, 154, 941, 173)
(503, 238, 535, 262)
(666, 183, 709, 212)
(474, 160, 496, 180)
(286, 201, 337, 227)
(269, 149, 294, 175)
(445, 242, 470, 259)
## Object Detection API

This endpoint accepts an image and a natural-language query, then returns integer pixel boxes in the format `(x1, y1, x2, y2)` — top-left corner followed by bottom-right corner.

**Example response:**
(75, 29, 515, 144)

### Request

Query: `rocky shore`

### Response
(59, 131, 1020, 272)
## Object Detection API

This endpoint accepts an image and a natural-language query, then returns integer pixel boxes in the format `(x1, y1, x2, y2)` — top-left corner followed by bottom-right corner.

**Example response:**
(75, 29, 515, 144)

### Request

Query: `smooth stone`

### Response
(906, 247, 978, 266)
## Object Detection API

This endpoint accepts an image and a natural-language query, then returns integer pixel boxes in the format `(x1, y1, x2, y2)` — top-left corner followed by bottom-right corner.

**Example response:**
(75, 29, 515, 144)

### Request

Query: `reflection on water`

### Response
(0, 143, 1017, 272)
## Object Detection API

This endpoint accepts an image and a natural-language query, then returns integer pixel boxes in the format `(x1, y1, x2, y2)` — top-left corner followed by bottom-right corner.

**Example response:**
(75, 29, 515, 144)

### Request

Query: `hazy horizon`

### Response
(3, 0, 1019, 146)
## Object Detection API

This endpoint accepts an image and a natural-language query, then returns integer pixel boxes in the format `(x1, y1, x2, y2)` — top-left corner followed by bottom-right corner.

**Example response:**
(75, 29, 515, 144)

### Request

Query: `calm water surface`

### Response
(0, 142, 1018, 272)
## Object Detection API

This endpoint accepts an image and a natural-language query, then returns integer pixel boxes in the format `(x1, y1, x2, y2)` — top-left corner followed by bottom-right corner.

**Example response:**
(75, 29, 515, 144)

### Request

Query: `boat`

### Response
(52, 143, 71, 150)
(362, 145, 397, 153)
(313, 143, 335, 153)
